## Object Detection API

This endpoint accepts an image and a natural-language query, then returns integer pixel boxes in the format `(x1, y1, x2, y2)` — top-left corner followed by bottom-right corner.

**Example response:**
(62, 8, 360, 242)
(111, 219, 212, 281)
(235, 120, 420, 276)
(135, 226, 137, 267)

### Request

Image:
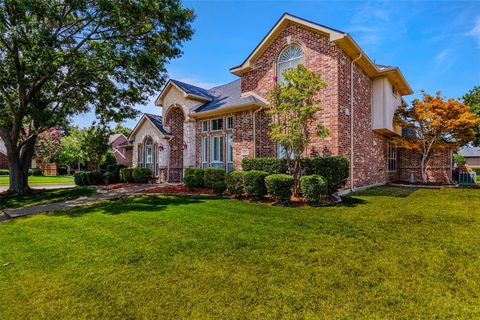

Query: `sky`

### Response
(73, 0, 480, 129)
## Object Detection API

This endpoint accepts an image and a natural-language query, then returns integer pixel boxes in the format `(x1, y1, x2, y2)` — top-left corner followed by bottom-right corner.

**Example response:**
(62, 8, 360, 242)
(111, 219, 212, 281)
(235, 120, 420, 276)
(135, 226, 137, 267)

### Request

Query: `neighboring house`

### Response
(129, 13, 453, 188)
(0, 138, 8, 169)
(109, 133, 133, 167)
(458, 146, 480, 167)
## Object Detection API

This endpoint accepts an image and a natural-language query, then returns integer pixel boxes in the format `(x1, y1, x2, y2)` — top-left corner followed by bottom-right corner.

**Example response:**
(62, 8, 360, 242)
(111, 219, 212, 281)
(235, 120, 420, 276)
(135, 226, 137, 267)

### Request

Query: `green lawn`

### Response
(0, 175, 74, 187)
(0, 187, 96, 211)
(1, 187, 480, 319)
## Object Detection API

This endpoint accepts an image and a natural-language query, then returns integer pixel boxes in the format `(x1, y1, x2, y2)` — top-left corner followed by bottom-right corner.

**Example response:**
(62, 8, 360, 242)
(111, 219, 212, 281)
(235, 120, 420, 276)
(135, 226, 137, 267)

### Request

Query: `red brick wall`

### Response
(398, 148, 453, 183)
(165, 106, 185, 182)
(111, 136, 133, 167)
(0, 152, 8, 169)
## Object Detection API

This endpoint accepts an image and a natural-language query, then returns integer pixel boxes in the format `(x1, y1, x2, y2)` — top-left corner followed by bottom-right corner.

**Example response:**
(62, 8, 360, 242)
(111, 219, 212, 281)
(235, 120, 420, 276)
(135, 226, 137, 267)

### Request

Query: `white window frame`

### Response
(226, 133, 233, 172)
(210, 135, 224, 168)
(201, 120, 209, 132)
(145, 138, 153, 170)
(227, 117, 233, 130)
(277, 44, 303, 84)
(201, 136, 208, 168)
(277, 143, 287, 159)
(211, 118, 224, 132)
(387, 142, 397, 172)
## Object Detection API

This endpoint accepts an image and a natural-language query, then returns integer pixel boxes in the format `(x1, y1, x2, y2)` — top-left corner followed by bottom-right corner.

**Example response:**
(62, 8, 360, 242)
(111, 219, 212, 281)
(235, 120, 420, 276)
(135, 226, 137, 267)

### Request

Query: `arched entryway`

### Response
(165, 106, 185, 182)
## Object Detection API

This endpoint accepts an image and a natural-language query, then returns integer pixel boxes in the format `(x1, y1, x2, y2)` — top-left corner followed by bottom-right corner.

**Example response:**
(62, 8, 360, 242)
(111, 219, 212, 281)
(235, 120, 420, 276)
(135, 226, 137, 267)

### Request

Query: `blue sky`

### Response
(73, 0, 480, 128)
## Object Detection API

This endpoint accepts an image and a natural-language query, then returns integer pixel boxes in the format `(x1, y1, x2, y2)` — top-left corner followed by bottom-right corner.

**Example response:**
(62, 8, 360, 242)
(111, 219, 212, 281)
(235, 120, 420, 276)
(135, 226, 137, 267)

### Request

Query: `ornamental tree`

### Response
(56, 127, 87, 171)
(34, 128, 62, 165)
(0, 0, 194, 194)
(268, 65, 329, 195)
(394, 91, 480, 183)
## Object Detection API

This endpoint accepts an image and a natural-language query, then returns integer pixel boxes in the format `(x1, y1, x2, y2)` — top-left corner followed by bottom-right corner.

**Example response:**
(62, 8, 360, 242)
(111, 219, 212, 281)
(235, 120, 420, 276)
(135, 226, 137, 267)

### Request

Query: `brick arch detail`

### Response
(164, 105, 185, 182)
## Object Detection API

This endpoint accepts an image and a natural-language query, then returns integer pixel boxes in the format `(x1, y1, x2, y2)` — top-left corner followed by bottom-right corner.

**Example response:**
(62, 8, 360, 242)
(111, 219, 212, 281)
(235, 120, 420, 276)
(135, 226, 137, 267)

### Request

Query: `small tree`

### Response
(81, 124, 110, 171)
(268, 65, 329, 194)
(394, 91, 480, 182)
(111, 123, 132, 137)
(34, 128, 62, 166)
(57, 127, 87, 172)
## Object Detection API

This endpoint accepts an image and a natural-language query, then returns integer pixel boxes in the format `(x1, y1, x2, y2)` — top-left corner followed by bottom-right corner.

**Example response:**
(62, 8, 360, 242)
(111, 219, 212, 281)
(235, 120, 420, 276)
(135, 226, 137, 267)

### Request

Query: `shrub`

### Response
(79, 172, 89, 186)
(265, 174, 294, 204)
(57, 167, 68, 176)
(86, 171, 102, 185)
(29, 168, 43, 176)
(132, 167, 152, 183)
(0, 169, 9, 176)
(204, 168, 226, 189)
(242, 158, 287, 174)
(212, 181, 227, 194)
(243, 170, 268, 198)
(226, 170, 245, 197)
(184, 168, 205, 189)
(102, 171, 115, 184)
(119, 168, 134, 182)
(74, 172, 84, 186)
(471, 167, 480, 176)
(300, 175, 327, 204)
(184, 174, 197, 191)
(108, 164, 127, 182)
(303, 157, 349, 194)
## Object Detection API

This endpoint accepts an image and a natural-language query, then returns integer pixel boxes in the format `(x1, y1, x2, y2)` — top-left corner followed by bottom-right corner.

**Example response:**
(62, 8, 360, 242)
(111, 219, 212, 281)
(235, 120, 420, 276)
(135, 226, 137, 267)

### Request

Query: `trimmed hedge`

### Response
(29, 168, 43, 176)
(226, 170, 245, 197)
(119, 168, 134, 182)
(242, 158, 287, 174)
(0, 169, 9, 176)
(184, 168, 205, 189)
(132, 168, 152, 183)
(74, 172, 84, 186)
(265, 174, 293, 204)
(204, 168, 226, 189)
(303, 157, 349, 194)
(300, 175, 327, 204)
(74, 171, 103, 186)
(243, 170, 268, 198)
(102, 171, 115, 184)
(212, 181, 227, 194)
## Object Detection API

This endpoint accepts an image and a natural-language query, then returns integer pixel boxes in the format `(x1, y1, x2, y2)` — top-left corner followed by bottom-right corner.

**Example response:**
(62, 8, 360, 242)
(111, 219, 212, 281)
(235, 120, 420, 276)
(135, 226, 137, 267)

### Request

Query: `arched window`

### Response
(144, 137, 153, 170)
(277, 44, 303, 83)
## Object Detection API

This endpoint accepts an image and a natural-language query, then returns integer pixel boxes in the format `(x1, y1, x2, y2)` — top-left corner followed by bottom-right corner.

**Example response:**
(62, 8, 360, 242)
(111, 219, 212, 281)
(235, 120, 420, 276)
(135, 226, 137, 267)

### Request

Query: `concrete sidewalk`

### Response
(0, 184, 75, 193)
(1, 184, 153, 221)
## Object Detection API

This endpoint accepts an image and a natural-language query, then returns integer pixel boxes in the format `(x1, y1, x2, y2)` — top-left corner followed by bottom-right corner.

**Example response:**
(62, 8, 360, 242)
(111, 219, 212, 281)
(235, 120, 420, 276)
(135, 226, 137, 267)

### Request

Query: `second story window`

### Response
(211, 118, 223, 131)
(201, 120, 209, 132)
(278, 44, 303, 83)
(227, 117, 233, 129)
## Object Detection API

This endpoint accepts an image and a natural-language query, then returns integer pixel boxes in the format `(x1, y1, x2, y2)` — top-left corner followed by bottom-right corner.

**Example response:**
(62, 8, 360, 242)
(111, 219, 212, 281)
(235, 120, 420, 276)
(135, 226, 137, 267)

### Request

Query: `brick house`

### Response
(129, 13, 453, 189)
(109, 134, 133, 167)
(0, 138, 8, 169)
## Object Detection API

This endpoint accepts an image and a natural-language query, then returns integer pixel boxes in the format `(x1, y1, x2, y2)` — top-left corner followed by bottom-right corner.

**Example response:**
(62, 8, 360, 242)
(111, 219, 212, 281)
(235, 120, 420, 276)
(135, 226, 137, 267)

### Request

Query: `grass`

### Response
(1, 186, 480, 319)
(0, 187, 96, 211)
(0, 175, 74, 187)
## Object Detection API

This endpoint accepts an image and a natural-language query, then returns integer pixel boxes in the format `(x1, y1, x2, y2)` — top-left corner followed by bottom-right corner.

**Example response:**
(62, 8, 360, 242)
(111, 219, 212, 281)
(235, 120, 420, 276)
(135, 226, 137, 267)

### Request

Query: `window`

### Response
(201, 120, 209, 132)
(387, 141, 397, 172)
(227, 117, 233, 130)
(210, 135, 224, 168)
(144, 138, 153, 170)
(138, 145, 143, 167)
(201, 136, 208, 168)
(226, 133, 233, 172)
(277, 143, 287, 159)
(211, 118, 223, 131)
(277, 44, 303, 83)
(153, 144, 158, 176)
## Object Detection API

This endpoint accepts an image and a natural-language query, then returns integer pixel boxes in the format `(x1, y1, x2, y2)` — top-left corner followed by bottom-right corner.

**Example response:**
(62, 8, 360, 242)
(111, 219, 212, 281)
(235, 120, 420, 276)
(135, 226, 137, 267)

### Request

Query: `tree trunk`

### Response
(420, 152, 430, 183)
(6, 136, 37, 194)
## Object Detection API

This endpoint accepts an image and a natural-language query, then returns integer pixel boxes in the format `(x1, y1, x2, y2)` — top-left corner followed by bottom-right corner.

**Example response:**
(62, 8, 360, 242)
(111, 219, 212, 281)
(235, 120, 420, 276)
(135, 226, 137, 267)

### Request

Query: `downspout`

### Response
(253, 106, 264, 158)
(350, 53, 363, 192)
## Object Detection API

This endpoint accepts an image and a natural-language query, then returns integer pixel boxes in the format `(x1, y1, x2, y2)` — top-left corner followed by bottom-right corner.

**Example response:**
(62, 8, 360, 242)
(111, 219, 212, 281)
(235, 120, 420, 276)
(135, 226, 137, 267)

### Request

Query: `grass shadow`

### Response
(353, 186, 419, 198)
(337, 196, 368, 207)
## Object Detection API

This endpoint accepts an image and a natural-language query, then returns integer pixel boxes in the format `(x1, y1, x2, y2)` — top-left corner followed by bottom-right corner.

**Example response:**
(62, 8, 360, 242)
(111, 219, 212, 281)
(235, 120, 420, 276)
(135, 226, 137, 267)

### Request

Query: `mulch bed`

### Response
(99, 183, 145, 190)
(140, 184, 214, 195)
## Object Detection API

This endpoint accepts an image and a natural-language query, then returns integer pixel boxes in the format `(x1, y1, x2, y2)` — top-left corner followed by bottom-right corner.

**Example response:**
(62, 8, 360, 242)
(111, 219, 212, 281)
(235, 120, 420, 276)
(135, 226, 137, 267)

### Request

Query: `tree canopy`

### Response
(463, 86, 480, 146)
(0, 0, 194, 193)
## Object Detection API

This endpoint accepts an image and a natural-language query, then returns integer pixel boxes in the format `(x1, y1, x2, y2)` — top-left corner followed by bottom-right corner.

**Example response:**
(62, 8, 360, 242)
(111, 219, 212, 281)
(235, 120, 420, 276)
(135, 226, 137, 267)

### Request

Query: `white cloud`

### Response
(434, 49, 452, 73)
(468, 16, 480, 48)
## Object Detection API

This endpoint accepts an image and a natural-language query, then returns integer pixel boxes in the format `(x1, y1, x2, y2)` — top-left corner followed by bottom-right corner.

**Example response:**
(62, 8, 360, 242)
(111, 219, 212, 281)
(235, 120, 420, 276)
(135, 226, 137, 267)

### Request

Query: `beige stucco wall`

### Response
(131, 118, 170, 168)
(372, 77, 403, 135)
(161, 86, 204, 120)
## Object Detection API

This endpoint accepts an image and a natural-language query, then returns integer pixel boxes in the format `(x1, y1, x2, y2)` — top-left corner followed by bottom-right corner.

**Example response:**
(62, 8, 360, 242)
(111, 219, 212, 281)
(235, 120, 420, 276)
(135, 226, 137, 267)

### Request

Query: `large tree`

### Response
(0, 0, 194, 193)
(394, 91, 480, 182)
(463, 86, 480, 145)
(268, 65, 329, 195)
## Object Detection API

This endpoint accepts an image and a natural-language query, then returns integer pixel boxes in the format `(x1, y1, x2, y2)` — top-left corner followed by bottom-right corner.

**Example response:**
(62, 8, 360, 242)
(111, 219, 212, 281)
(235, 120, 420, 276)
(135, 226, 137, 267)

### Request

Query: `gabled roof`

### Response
(129, 113, 171, 139)
(194, 80, 265, 113)
(108, 133, 126, 145)
(155, 79, 214, 106)
(230, 13, 413, 96)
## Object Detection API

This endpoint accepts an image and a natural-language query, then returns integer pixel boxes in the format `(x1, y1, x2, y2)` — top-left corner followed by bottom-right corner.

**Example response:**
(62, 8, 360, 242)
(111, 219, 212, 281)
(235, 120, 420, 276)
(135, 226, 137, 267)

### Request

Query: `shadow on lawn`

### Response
(51, 195, 215, 218)
(353, 186, 419, 198)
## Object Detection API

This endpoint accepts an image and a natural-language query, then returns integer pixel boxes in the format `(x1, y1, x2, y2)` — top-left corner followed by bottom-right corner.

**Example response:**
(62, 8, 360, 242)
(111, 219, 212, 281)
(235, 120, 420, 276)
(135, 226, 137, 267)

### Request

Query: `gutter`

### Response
(350, 52, 363, 192)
